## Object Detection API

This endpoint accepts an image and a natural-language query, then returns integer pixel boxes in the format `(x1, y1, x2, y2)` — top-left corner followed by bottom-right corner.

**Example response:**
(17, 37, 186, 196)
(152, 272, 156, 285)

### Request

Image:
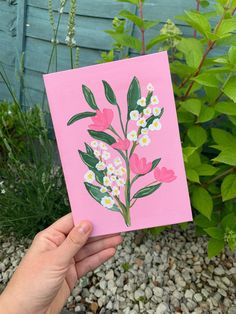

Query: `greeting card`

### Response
(44, 51, 192, 236)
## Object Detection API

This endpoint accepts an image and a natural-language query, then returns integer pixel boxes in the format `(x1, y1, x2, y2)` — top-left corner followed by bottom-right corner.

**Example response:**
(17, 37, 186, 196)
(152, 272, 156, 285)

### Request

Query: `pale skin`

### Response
(0, 213, 123, 314)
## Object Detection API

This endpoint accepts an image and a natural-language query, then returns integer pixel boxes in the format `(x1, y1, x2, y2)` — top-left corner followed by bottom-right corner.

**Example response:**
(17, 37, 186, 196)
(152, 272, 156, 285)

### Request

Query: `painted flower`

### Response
(153, 107, 161, 116)
(137, 97, 146, 107)
(102, 151, 111, 160)
(143, 107, 152, 116)
(114, 157, 122, 167)
(116, 178, 125, 187)
(147, 83, 154, 92)
(137, 117, 147, 128)
(110, 175, 117, 182)
(89, 109, 114, 131)
(112, 186, 120, 196)
(130, 110, 140, 121)
(154, 167, 176, 183)
(103, 176, 112, 187)
(141, 128, 149, 135)
(94, 149, 101, 158)
(151, 95, 159, 105)
(84, 170, 95, 183)
(130, 153, 152, 175)
(117, 166, 127, 176)
(139, 135, 151, 147)
(96, 161, 106, 171)
(149, 118, 162, 131)
(100, 186, 108, 193)
(111, 139, 130, 151)
(107, 164, 115, 175)
(127, 130, 138, 142)
(101, 196, 114, 209)
(100, 142, 108, 150)
(91, 141, 98, 148)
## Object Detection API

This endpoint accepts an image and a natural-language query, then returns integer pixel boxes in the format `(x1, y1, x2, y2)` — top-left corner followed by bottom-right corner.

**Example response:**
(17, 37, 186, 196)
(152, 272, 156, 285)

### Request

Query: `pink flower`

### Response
(130, 153, 152, 175)
(111, 138, 130, 151)
(89, 109, 114, 131)
(154, 167, 176, 183)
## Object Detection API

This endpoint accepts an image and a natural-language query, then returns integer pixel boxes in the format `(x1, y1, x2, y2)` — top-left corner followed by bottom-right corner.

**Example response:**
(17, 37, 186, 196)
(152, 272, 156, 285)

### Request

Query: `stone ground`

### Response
(0, 226, 235, 314)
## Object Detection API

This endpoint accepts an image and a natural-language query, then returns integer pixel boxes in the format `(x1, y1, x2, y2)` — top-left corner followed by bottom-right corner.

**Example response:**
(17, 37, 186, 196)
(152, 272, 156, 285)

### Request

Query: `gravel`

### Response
(0, 226, 235, 314)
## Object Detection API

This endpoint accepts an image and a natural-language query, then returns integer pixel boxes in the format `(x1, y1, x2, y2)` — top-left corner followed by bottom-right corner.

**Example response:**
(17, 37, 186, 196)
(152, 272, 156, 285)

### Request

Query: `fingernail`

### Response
(78, 221, 91, 234)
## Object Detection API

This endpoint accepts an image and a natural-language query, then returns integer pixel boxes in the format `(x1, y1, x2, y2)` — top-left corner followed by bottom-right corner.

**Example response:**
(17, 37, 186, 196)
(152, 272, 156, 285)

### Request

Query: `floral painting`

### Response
(67, 77, 176, 226)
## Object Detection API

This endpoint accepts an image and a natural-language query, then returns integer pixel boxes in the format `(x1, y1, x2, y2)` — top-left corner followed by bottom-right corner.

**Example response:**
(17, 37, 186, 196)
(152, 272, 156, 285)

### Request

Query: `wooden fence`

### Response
(0, 0, 217, 110)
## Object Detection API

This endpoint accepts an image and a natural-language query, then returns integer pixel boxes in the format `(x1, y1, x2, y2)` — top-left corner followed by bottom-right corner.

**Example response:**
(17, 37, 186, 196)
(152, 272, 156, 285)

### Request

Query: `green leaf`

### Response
(88, 130, 116, 145)
(194, 214, 217, 228)
(82, 85, 99, 110)
(119, 10, 144, 28)
(177, 110, 195, 123)
(146, 34, 169, 51)
(146, 108, 164, 126)
(186, 168, 200, 183)
(192, 73, 220, 88)
(207, 238, 224, 258)
(197, 105, 215, 123)
(133, 183, 162, 199)
(223, 76, 236, 103)
(79, 150, 98, 169)
(67, 112, 96, 126)
(187, 126, 207, 147)
(127, 76, 141, 114)
(107, 32, 142, 52)
(221, 174, 236, 201)
(217, 17, 236, 36)
(85, 143, 94, 155)
(180, 99, 202, 116)
(195, 164, 218, 176)
(221, 213, 236, 230)
(102, 80, 117, 105)
(215, 101, 236, 116)
(213, 148, 236, 166)
(143, 20, 159, 30)
(116, 0, 140, 5)
(182, 147, 197, 162)
(228, 46, 236, 65)
(192, 186, 213, 219)
(200, 0, 209, 8)
(204, 227, 225, 240)
(211, 128, 236, 146)
(84, 182, 120, 212)
(177, 38, 204, 68)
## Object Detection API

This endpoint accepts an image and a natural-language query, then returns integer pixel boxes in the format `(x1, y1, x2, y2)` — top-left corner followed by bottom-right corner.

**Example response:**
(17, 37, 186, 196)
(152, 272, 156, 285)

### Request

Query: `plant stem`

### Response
(206, 167, 236, 185)
(109, 125, 122, 139)
(70, 47, 74, 69)
(116, 104, 126, 137)
(139, 0, 146, 55)
(193, 0, 201, 38)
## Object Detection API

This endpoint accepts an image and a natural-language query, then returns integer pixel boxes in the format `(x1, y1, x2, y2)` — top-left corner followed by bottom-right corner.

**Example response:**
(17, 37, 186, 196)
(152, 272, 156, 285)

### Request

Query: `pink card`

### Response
(44, 51, 192, 236)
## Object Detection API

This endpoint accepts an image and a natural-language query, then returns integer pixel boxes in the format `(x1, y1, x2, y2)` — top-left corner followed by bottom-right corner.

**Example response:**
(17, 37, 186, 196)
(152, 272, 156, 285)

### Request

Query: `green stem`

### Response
(117, 104, 126, 137)
(70, 47, 74, 69)
(109, 126, 122, 140)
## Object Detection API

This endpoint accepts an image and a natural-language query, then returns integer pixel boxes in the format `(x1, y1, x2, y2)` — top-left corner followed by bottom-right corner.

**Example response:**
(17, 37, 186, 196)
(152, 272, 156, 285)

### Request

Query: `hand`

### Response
(0, 213, 122, 314)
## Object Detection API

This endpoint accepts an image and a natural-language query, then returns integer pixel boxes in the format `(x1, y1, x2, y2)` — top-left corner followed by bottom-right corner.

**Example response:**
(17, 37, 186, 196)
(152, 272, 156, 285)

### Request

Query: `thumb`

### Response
(56, 221, 93, 266)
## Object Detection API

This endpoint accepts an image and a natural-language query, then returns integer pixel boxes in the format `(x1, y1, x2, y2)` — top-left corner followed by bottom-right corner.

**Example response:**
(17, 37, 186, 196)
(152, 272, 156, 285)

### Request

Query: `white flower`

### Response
(1, 189, 6, 194)
(103, 176, 112, 187)
(137, 97, 146, 107)
(100, 186, 108, 193)
(84, 170, 95, 183)
(110, 175, 117, 182)
(114, 157, 122, 167)
(127, 130, 137, 142)
(101, 196, 114, 209)
(96, 161, 106, 171)
(100, 143, 108, 150)
(153, 107, 161, 116)
(107, 163, 115, 175)
(151, 95, 159, 105)
(147, 83, 154, 92)
(102, 151, 111, 160)
(117, 166, 127, 176)
(141, 128, 149, 135)
(143, 107, 152, 116)
(117, 178, 125, 187)
(91, 141, 98, 148)
(149, 118, 162, 131)
(137, 117, 147, 128)
(139, 135, 151, 147)
(130, 110, 140, 121)
(112, 186, 120, 196)
(0, 181, 4, 187)
(94, 149, 101, 158)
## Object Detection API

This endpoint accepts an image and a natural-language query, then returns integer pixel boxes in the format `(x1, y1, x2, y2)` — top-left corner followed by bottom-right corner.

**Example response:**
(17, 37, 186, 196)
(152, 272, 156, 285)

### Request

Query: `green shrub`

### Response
(101, 0, 236, 257)
(0, 103, 70, 238)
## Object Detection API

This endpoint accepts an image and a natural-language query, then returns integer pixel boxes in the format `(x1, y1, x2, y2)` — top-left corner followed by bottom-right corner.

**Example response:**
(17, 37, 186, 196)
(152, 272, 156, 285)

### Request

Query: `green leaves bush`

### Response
(102, 0, 236, 257)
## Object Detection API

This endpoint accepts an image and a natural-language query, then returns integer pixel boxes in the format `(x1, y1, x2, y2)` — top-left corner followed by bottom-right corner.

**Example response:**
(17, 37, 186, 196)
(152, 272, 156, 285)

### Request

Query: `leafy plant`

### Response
(101, 0, 236, 257)
(67, 77, 175, 226)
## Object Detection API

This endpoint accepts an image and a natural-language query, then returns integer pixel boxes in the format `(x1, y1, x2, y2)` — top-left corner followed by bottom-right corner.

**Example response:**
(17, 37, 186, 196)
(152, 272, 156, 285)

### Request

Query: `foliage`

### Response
(101, 0, 236, 257)
(0, 103, 70, 238)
